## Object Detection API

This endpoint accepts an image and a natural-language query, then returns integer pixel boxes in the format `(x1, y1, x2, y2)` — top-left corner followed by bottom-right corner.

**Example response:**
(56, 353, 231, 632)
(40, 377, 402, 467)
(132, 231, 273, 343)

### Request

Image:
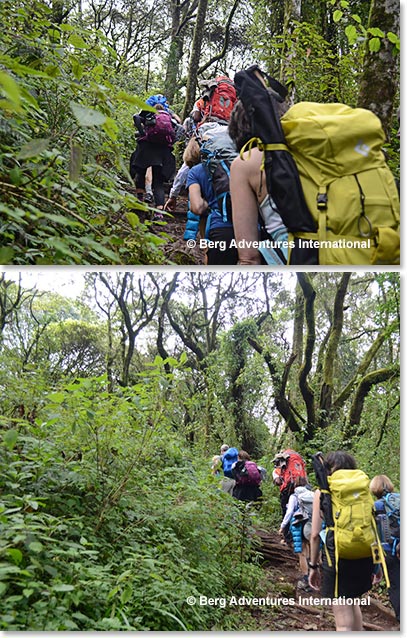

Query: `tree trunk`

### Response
(182, 0, 209, 120)
(357, 0, 399, 139)
(346, 366, 399, 436)
(296, 273, 316, 440)
(318, 273, 351, 428)
(280, 0, 302, 102)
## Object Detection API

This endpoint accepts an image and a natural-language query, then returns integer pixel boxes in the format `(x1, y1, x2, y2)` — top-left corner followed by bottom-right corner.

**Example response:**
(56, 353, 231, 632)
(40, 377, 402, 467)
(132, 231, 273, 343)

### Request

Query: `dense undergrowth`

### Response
(0, 0, 169, 265)
(0, 373, 267, 630)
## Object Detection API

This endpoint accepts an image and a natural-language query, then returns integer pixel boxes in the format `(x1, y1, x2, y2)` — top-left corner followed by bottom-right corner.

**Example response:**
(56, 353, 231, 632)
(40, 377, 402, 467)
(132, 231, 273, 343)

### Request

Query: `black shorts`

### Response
(207, 227, 238, 265)
(321, 555, 373, 599)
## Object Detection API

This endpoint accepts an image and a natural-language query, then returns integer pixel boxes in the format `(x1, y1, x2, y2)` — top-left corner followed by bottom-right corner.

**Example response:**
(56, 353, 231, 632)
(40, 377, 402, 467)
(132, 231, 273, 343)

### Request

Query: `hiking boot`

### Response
(144, 192, 154, 204)
(297, 575, 312, 593)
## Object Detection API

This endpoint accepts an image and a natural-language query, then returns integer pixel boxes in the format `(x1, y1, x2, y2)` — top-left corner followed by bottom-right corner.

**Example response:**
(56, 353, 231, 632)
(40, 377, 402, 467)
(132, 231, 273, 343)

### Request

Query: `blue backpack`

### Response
(376, 492, 400, 554)
(200, 131, 238, 223)
(222, 447, 239, 478)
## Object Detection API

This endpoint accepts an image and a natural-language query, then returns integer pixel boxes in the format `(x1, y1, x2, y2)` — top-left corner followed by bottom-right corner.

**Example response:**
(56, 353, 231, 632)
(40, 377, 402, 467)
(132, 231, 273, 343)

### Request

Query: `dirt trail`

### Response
(131, 193, 205, 264)
(252, 530, 399, 632)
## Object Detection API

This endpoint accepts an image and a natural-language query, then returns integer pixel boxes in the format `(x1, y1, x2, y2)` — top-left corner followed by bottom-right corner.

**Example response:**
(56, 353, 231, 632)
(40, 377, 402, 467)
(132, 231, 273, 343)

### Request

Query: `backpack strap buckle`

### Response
(317, 186, 328, 210)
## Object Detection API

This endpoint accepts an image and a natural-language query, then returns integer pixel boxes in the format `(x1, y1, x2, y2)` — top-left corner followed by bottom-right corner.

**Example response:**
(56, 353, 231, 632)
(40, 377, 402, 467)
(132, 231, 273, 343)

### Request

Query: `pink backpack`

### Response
(238, 461, 262, 486)
(144, 111, 175, 146)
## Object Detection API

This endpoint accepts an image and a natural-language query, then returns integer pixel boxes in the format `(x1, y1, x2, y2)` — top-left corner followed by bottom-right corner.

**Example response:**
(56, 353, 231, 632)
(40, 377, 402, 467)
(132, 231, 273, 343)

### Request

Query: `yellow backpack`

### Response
(280, 103, 400, 265)
(325, 469, 389, 596)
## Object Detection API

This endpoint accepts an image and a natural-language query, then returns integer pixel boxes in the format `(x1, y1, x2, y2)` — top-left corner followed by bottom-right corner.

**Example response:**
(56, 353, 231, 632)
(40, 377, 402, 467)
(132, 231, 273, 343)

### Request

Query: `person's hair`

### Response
(238, 450, 250, 461)
(183, 137, 201, 167)
(370, 474, 394, 498)
(155, 103, 165, 111)
(220, 444, 229, 453)
(228, 100, 252, 151)
(228, 92, 289, 152)
(294, 476, 307, 487)
(324, 451, 357, 475)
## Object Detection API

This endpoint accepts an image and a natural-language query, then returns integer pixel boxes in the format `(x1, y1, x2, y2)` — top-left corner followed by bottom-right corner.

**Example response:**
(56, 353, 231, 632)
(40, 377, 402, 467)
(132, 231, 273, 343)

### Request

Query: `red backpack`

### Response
(273, 449, 307, 492)
(144, 111, 175, 146)
(200, 76, 237, 123)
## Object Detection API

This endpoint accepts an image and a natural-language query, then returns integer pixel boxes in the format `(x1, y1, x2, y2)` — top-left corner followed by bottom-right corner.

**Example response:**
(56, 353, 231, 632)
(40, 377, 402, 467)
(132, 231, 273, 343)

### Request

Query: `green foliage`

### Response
(0, 0, 167, 264)
(329, 0, 400, 54)
(0, 365, 267, 630)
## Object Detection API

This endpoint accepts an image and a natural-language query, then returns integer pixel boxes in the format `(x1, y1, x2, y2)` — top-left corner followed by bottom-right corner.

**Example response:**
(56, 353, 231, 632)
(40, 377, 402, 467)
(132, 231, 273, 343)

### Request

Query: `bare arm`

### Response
(230, 154, 261, 265)
(188, 183, 208, 216)
(309, 489, 323, 590)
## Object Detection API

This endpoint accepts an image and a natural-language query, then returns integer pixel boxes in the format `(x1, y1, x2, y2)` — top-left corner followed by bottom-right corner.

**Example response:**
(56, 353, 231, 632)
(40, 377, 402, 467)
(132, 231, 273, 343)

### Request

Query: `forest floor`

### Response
(251, 530, 400, 632)
(131, 189, 205, 265)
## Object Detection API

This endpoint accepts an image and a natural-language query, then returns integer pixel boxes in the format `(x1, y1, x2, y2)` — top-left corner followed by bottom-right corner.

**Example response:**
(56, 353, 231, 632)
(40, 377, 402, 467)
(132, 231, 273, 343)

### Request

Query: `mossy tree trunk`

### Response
(357, 0, 399, 138)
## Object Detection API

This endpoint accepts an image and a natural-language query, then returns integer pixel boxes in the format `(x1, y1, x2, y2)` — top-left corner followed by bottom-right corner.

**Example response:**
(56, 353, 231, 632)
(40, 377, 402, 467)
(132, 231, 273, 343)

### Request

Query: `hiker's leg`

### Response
(135, 168, 146, 200)
(151, 165, 165, 208)
(145, 167, 153, 195)
(332, 601, 362, 631)
(298, 543, 309, 576)
(351, 603, 363, 630)
(386, 554, 400, 620)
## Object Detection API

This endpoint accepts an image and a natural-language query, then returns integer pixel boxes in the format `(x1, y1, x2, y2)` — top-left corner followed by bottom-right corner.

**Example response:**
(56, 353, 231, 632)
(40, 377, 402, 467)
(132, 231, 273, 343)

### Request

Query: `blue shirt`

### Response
(186, 164, 233, 231)
(186, 164, 217, 211)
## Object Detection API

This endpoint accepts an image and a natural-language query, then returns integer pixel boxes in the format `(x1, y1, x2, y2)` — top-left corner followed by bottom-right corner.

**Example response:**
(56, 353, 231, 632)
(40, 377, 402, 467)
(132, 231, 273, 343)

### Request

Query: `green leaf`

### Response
(387, 32, 399, 45)
(71, 57, 84, 81)
(0, 71, 21, 110)
(0, 247, 14, 264)
(102, 116, 119, 141)
(70, 101, 107, 127)
(17, 138, 50, 159)
(7, 549, 23, 564)
(9, 166, 22, 186)
(333, 10, 343, 22)
(126, 213, 140, 229)
(368, 27, 385, 37)
(345, 25, 358, 44)
(47, 392, 66, 403)
(28, 541, 43, 553)
(3, 429, 18, 450)
(53, 583, 75, 592)
(68, 34, 87, 49)
(120, 585, 133, 604)
(0, 583, 8, 597)
(116, 91, 155, 111)
(340, 0, 349, 7)
(369, 37, 381, 52)
(351, 14, 361, 23)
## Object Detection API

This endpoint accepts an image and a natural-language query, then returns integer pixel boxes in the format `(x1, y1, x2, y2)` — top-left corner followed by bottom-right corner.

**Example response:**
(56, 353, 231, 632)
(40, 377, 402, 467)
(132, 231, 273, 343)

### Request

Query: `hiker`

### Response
(370, 474, 400, 622)
(272, 449, 308, 518)
(140, 94, 183, 208)
(228, 99, 289, 265)
(220, 444, 229, 457)
(309, 451, 379, 631)
(164, 107, 200, 213)
(211, 455, 222, 476)
(221, 446, 238, 495)
(233, 65, 400, 266)
(130, 103, 176, 218)
(231, 450, 262, 502)
(196, 77, 237, 126)
(183, 135, 238, 265)
(278, 476, 314, 591)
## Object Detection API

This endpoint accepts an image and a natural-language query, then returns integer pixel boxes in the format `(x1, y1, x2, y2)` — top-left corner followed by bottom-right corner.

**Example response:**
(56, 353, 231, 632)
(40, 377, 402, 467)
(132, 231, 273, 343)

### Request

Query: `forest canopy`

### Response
(0, 0, 400, 264)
